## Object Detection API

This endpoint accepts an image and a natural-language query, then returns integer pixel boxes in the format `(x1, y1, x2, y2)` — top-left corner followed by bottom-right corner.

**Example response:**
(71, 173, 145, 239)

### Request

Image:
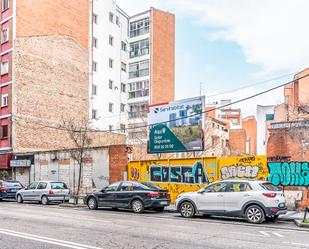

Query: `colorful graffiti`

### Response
(150, 161, 209, 184)
(268, 161, 309, 186)
(218, 156, 268, 181)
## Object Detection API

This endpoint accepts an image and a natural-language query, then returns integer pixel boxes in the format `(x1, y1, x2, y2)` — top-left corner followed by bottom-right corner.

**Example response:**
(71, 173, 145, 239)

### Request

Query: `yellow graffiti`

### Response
(128, 156, 268, 203)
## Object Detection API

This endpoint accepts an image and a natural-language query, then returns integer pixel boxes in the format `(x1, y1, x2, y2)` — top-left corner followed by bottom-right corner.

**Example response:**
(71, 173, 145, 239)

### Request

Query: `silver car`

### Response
(16, 181, 70, 205)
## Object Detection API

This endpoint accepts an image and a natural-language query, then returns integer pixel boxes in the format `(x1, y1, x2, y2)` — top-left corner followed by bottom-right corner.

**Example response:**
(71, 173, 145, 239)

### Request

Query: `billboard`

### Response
(148, 96, 205, 153)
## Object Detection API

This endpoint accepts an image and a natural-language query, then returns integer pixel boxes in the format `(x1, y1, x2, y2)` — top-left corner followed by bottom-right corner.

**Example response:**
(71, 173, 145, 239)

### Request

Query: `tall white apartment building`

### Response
(90, 0, 175, 141)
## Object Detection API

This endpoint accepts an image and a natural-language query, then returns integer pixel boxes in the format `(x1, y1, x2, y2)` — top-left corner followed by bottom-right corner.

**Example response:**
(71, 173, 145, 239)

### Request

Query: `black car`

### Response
(0, 180, 23, 200)
(84, 181, 170, 213)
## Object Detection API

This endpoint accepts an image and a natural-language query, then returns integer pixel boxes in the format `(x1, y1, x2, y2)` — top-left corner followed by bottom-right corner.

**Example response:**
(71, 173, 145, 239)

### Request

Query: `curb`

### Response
(294, 219, 309, 228)
(58, 203, 87, 208)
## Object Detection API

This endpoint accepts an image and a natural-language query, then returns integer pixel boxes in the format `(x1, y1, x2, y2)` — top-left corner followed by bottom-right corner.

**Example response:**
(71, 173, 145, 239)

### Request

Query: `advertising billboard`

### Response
(148, 96, 205, 153)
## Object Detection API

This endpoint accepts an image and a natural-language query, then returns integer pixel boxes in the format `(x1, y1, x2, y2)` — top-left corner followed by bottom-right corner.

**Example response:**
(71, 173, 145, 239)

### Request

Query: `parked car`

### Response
(175, 180, 287, 224)
(16, 181, 70, 205)
(84, 181, 170, 213)
(0, 180, 23, 200)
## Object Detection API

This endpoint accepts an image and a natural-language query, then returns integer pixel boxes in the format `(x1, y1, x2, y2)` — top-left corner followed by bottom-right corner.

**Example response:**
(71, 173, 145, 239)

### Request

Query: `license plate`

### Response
(160, 201, 168, 205)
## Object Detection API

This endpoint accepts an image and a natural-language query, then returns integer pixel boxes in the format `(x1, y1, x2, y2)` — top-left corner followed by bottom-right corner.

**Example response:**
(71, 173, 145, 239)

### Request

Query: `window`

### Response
(109, 103, 113, 112)
(204, 182, 228, 193)
(109, 125, 113, 131)
(260, 183, 281, 191)
(92, 109, 98, 120)
(228, 182, 252, 192)
(92, 85, 97, 96)
(109, 58, 113, 68)
(128, 80, 149, 99)
(116, 16, 119, 26)
(129, 18, 150, 38)
(109, 80, 113, 89)
(93, 14, 98, 24)
(109, 12, 114, 23)
(93, 37, 98, 48)
(1, 61, 9, 75)
(129, 60, 149, 79)
(37, 182, 47, 190)
(120, 103, 125, 112)
(92, 61, 97, 72)
(51, 182, 68, 189)
(121, 41, 127, 51)
(130, 38, 149, 58)
(1, 28, 8, 44)
(121, 83, 126, 92)
(119, 182, 134, 191)
(121, 62, 126, 72)
(27, 182, 38, 190)
(1, 125, 8, 138)
(2, 0, 9, 11)
(128, 102, 148, 119)
(1, 93, 8, 107)
(109, 35, 114, 46)
(120, 124, 126, 133)
(105, 182, 120, 192)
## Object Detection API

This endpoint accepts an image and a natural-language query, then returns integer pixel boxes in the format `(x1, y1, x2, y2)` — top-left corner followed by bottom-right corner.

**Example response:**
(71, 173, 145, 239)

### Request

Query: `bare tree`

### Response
(60, 118, 92, 204)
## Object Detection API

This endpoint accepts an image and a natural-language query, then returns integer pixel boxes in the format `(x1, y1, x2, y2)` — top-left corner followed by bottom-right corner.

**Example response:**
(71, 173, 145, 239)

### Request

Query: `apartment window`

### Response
(93, 14, 98, 24)
(129, 18, 150, 38)
(92, 109, 98, 120)
(92, 61, 97, 72)
(109, 58, 113, 68)
(120, 103, 125, 112)
(109, 12, 114, 23)
(129, 102, 148, 119)
(93, 37, 98, 48)
(120, 124, 126, 133)
(1, 125, 8, 138)
(109, 103, 113, 112)
(2, 0, 9, 11)
(109, 125, 113, 132)
(1, 61, 9, 75)
(121, 62, 126, 72)
(116, 16, 119, 26)
(1, 93, 8, 107)
(130, 38, 149, 58)
(121, 83, 126, 93)
(1, 28, 8, 44)
(128, 80, 149, 99)
(109, 35, 114, 46)
(121, 41, 127, 51)
(129, 60, 149, 79)
(109, 80, 113, 89)
(92, 85, 97, 96)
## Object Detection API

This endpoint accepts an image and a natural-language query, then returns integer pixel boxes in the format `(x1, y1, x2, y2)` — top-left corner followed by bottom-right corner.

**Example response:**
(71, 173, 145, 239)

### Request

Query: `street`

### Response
(0, 202, 308, 249)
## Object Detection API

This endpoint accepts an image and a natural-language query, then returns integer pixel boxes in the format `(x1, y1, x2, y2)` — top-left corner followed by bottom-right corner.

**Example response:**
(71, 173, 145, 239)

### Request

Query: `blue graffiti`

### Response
(268, 161, 309, 186)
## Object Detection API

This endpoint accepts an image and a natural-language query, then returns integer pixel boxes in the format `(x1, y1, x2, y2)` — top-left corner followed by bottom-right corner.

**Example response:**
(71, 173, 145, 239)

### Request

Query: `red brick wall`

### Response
(150, 8, 175, 104)
(109, 145, 128, 183)
(229, 129, 246, 155)
(242, 116, 257, 155)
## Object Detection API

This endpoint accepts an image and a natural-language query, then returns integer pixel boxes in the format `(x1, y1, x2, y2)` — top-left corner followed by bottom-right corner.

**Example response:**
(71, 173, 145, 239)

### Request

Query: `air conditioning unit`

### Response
(50, 153, 58, 161)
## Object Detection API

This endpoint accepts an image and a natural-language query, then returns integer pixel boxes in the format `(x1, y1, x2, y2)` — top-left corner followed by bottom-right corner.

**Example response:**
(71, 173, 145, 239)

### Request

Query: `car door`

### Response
(196, 182, 228, 213)
(23, 182, 38, 201)
(224, 182, 252, 213)
(97, 182, 120, 207)
(115, 182, 135, 208)
(36, 182, 48, 201)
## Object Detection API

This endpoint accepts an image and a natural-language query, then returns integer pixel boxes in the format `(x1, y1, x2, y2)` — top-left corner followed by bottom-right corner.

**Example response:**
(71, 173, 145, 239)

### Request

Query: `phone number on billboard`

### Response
(154, 144, 175, 149)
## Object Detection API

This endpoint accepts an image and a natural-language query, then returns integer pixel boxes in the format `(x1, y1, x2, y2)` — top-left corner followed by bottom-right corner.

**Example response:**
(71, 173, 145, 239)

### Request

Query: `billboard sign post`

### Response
(148, 96, 205, 153)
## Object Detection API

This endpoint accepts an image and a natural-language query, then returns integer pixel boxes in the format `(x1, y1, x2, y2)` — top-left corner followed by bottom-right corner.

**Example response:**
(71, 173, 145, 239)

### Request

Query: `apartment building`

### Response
(91, 0, 175, 142)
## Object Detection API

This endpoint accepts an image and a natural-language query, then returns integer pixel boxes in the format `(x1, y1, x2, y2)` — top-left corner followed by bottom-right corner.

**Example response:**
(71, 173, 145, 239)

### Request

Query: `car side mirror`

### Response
(101, 187, 107, 192)
(198, 189, 205, 194)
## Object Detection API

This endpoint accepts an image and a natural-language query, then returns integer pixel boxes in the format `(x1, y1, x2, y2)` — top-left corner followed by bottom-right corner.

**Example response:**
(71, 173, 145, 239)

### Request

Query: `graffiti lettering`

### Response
(221, 165, 259, 180)
(150, 161, 209, 184)
(238, 156, 256, 163)
(268, 162, 309, 186)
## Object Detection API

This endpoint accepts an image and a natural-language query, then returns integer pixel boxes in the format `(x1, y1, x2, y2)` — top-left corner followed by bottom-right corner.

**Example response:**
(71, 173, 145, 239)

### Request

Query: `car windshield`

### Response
(4, 181, 23, 188)
(51, 182, 68, 189)
(141, 182, 162, 190)
(260, 182, 281, 191)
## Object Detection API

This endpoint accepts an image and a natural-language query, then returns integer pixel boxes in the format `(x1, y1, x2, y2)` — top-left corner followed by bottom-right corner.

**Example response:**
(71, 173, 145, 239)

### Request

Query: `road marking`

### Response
(272, 232, 284, 238)
(0, 228, 102, 249)
(259, 231, 284, 238)
(259, 231, 270, 236)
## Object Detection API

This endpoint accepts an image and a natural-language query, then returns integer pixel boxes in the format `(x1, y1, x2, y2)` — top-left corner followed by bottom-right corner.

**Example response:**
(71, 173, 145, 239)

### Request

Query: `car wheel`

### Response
(132, 199, 144, 213)
(245, 205, 265, 224)
(87, 197, 98, 210)
(180, 201, 195, 218)
(16, 195, 23, 203)
(154, 207, 165, 212)
(41, 195, 49, 205)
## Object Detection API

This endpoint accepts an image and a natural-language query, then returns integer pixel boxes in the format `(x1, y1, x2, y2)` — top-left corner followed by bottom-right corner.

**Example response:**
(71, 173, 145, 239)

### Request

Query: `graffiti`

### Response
(238, 156, 256, 163)
(268, 162, 309, 186)
(130, 168, 139, 180)
(220, 165, 259, 180)
(268, 156, 291, 162)
(150, 161, 209, 184)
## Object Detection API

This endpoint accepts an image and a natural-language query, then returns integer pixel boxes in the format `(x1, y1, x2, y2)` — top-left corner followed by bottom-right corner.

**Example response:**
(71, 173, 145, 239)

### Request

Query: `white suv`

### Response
(175, 180, 287, 223)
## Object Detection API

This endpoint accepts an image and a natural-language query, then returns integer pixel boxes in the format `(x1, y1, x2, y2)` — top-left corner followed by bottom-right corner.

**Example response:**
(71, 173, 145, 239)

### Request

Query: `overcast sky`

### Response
(117, 0, 309, 117)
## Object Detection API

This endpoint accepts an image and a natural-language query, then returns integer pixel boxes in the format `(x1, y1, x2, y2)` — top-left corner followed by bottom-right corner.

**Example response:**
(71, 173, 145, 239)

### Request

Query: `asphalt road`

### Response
(0, 201, 308, 249)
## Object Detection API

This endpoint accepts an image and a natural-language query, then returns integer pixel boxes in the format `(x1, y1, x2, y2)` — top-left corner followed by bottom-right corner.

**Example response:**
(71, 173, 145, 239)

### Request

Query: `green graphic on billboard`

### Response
(148, 97, 205, 153)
